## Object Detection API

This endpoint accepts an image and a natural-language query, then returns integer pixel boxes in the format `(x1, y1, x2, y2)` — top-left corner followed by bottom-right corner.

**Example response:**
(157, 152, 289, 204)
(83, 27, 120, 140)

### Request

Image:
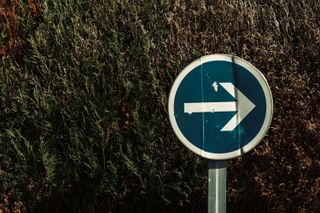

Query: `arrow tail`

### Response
(184, 102, 237, 114)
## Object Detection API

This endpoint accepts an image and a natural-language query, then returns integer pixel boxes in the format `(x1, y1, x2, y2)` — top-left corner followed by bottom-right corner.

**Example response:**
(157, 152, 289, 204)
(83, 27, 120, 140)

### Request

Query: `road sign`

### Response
(168, 54, 273, 160)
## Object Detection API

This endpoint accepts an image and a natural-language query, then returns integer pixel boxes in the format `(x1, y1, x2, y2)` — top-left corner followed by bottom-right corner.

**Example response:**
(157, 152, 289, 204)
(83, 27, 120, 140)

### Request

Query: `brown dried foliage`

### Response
(0, 0, 40, 57)
(0, 0, 18, 57)
(27, 0, 40, 17)
(0, 194, 25, 213)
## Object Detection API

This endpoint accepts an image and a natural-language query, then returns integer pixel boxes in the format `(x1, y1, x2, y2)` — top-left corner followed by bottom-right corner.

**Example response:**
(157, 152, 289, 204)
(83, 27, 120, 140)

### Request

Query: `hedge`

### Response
(0, 0, 319, 212)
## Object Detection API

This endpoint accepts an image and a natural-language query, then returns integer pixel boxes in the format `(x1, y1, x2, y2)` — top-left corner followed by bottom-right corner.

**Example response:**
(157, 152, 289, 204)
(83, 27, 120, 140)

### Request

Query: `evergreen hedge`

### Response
(0, 0, 319, 212)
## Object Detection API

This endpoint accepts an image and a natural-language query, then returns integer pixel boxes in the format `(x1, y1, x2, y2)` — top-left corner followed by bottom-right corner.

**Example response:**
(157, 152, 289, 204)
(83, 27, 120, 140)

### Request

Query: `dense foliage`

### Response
(0, 0, 319, 212)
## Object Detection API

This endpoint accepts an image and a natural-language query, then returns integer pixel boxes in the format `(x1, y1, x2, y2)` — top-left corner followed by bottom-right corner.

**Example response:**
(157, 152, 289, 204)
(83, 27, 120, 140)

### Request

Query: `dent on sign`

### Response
(168, 54, 273, 160)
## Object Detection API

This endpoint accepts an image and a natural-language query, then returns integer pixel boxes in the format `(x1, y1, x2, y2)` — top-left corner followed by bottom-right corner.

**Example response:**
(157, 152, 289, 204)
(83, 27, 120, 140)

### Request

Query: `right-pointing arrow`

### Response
(183, 82, 256, 132)
(219, 83, 255, 131)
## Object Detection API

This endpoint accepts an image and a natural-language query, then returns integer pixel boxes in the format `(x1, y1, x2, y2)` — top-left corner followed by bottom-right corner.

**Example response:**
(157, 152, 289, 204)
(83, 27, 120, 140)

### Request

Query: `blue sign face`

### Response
(168, 55, 273, 159)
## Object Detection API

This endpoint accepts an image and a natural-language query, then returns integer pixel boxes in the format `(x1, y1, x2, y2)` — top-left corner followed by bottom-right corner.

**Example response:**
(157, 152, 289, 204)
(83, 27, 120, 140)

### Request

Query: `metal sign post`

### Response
(208, 160, 226, 213)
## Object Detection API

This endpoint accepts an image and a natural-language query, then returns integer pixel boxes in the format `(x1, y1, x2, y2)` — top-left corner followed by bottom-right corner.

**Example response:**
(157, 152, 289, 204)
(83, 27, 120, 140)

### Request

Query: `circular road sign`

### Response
(168, 54, 273, 160)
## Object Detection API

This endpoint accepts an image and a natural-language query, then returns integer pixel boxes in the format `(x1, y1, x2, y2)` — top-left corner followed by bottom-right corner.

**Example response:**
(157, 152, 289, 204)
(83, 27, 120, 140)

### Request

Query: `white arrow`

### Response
(184, 82, 256, 132)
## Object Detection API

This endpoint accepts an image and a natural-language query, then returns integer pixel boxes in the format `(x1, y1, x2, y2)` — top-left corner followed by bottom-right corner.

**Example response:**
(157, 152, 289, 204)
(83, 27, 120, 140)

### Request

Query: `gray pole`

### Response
(208, 160, 227, 213)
